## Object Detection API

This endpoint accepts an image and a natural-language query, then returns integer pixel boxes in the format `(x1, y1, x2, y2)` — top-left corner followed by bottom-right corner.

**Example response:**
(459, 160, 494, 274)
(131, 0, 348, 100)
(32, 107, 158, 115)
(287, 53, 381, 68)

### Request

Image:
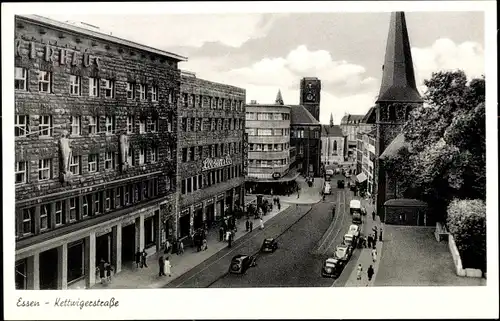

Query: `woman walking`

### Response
(356, 264, 363, 280)
(371, 247, 377, 263)
(164, 257, 172, 277)
(260, 218, 264, 230)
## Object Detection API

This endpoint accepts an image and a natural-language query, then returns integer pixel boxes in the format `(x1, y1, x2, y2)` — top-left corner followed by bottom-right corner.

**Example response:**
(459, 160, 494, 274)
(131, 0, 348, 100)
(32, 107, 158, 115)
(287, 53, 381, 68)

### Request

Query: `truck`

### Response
(350, 200, 363, 225)
(325, 169, 334, 181)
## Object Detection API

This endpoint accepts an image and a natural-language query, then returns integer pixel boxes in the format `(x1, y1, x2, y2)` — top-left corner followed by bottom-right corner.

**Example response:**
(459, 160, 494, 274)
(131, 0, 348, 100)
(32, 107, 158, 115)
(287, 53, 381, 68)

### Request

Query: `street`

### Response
(167, 174, 363, 288)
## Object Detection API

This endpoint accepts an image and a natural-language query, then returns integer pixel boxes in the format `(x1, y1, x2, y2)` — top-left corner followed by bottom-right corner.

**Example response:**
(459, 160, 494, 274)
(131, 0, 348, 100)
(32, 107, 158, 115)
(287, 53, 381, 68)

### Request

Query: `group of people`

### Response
(135, 248, 149, 269)
(97, 258, 113, 284)
(192, 228, 208, 252)
(158, 255, 172, 277)
(272, 196, 282, 211)
(356, 264, 375, 283)
(164, 239, 184, 256)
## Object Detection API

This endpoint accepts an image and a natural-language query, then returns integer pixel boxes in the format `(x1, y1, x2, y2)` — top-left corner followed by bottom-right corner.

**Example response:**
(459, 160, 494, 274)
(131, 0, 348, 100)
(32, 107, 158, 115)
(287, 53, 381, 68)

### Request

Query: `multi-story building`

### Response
(340, 114, 373, 164)
(177, 71, 246, 238)
(245, 98, 291, 180)
(14, 15, 185, 290)
(290, 105, 322, 177)
(356, 129, 376, 195)
(320, 124, 345, 165)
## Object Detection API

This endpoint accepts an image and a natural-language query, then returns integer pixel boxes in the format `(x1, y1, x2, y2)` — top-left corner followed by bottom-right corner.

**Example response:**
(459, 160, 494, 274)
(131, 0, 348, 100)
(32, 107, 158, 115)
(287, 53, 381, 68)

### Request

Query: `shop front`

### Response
(205, 200, 215, 228)
(144, 213, 158, 250)
(39, 248, 58, 289)
(193, 203, 204, 230)
(121, 220, 136, 264)
(95, 229, 113, 264)
(67, 239, 85, 285)
(179, 209, 191, 239)
(216, 194, 225, 221)
(225, 190, 233, 211)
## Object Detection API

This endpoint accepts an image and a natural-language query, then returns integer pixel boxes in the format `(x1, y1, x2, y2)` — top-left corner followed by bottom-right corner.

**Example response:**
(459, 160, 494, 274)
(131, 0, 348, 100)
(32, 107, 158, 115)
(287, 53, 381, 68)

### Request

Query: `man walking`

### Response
(219, 226, 224, 242)
(141, 249, 148, 268)
(246, 219, 250, 232)
(158, 255, 166, 277)
(372, 247, 377, 263)
(357, 264, 363, 280)
(135, 249, 141, 268)
(367, 234, 373, 248)
(250, 220, 253, 232)
(372, 210, 376, 221)
(379, 227, 383, 242)
(367, 265, 375, 282)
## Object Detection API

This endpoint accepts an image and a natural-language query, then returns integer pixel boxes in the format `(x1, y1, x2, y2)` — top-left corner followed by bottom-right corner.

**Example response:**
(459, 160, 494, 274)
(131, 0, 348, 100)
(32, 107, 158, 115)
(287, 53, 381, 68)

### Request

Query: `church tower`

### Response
(373, 12, 423, 220)
(275, 89, 284, 105)
(299, 77, 321, 122)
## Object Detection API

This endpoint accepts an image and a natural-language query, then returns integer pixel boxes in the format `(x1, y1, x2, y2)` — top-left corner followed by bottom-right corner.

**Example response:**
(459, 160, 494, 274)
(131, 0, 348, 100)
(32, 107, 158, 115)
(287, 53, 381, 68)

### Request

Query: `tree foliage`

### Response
(446, 199, 486, 271)
(384, 70, 486, 219)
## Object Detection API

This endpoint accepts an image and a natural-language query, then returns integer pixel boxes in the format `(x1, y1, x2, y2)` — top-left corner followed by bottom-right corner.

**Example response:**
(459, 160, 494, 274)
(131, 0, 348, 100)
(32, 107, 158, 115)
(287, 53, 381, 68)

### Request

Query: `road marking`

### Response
(315, 193, 341, 252)
(322, 190, 347, 255)
(174, 206, 308, 287)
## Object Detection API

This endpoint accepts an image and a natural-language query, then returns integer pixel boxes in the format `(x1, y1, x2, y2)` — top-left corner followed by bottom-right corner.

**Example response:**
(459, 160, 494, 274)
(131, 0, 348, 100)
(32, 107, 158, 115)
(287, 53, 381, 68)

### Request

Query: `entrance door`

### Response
(96, 233, 112, 264)
(179, 215, 190, 238)
(194, 208, 203, 230)
(121, 224, 136, 263)
(15, 260, 27, 290)
(39, 248, 58, 289)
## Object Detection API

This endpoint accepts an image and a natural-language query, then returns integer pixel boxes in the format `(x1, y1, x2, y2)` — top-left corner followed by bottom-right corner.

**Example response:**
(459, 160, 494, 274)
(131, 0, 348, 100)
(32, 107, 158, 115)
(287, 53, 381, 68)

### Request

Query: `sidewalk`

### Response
(245, 176, 323, 206)
(344, 198, 384, 287)
(91, 202, 291, 289)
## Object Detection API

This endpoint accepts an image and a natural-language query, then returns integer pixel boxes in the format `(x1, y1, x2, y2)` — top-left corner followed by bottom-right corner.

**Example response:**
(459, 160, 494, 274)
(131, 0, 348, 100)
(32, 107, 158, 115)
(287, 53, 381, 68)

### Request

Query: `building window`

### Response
(38, 158, 51, 181)
(148, 117, 158, 132)
(105, 115, 115, 134)
(22, 208, 34, 235)
(39, 115, 52, 137)
(55, 201, 64, 226)
(105, 151, 115, 170)
(115, 187, 122, 208)
(127, 115, 134, 134)
(168, 90, 174, 104)
(69, 197, 77, 221)
(89, 77, 100, 97)
(69, 75, 82, 95)
(257, 129, 272, 136)
(15, 161, 27, 184)
(151, 86, 158, 102)
(127, 147, 134, 166)
(88, 116, 99, 135)
(105, 191, 112, 211)
(69, 156, 81, 175)
(181, 179, 186, 194)
(88, 154, 98, 172)
(15, 115, 30, 137)
(103, 79, 114, 98)
(139, 148, 145, 165)
(38, 71, 52, 93)
(70, 116, 81, 136)
(127, 82, 135, 99)
(150, 147, 158, 163)
(139, 84, 147, 100)
(189, 118, 195, 132)
(183, 93, 188, 107)
(15, 67, 27, 90)
(40, 204, 50, 231)
(181, 118, 187, 132)
(182, 148, 188, 162)
(94, 193, 101, 215)
(139, 119, 146, 134)
(82, 195, 89, 218)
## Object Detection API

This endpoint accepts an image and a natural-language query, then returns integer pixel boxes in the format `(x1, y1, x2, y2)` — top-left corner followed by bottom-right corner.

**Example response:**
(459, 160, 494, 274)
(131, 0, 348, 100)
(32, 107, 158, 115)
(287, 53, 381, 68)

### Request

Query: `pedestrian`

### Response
(158, 255, 166, 276)
(260, 218, 264, 230)
(379, 227, 383, 242)
(135, 249, 141, 268)
(202, 238, 208, 251)
(164, 256, 172, 277)
(141, 249, 148, 268)
(278, 202, 281, 211)
(219, 226, 224, 242)
(164, 240, 171, 254)
(197, 235, 202, 252)
(98, 258, 106, 283)
(357, 264, 363, 280)
(367, 234, 373, 248)
(250, 221, 253, 232)
(178, 240, 184, 255)
(372, 235, 377, 248)
(367, 265, 375, 282)
(372, 211, 376, 221)
(228, 233, 232, 248)
(374, 229, 378, 242)
(106, 261, 113, 283)
(372, 247, 377, 262)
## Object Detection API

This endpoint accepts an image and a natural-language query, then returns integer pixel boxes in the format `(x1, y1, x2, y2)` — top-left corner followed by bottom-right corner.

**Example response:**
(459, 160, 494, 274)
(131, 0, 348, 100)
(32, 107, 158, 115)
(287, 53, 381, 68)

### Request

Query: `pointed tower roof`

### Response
(376, 12, 423, 104)
(275, 89, 284, 105)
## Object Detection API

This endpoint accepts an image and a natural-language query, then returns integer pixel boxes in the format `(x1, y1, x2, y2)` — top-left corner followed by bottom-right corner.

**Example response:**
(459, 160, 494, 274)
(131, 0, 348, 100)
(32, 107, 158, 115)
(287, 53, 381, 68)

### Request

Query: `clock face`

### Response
(306, 93, 314, 102)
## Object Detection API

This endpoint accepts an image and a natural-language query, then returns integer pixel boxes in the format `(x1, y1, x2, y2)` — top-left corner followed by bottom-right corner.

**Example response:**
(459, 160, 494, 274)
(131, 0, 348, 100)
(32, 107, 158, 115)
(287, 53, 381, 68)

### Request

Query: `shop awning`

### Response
(356, 172, 367, 183)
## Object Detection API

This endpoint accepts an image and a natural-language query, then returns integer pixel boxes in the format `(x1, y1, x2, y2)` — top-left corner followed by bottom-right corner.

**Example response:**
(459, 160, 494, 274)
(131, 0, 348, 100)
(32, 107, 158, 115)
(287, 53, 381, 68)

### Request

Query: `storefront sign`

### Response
(202, 155, 232, 171)
(243, 133, 249, 176)
(180, 209, 190, 217)
(217, 194, 225, 201)
(122, 217, 136, 227)
(194, 203, 203, 210)
(96, 227, 112, 237)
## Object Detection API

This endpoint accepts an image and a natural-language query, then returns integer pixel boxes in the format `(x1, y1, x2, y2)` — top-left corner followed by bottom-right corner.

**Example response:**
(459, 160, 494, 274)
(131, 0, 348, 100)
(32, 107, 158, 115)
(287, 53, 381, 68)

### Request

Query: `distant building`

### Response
(320, 124, 345, 165)
(356, 129, 377, 195)
(340, 114, 374, 164)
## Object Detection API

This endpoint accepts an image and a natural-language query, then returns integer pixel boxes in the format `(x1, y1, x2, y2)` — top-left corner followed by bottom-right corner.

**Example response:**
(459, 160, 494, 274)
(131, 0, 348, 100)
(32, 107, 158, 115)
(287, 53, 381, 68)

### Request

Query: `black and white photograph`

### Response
(2, 1, 498, 320)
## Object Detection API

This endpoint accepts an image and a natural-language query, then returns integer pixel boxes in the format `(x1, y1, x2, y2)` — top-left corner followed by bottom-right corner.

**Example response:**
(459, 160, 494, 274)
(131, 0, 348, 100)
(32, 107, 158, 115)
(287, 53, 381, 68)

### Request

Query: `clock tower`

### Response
(300, 77, 321, 122)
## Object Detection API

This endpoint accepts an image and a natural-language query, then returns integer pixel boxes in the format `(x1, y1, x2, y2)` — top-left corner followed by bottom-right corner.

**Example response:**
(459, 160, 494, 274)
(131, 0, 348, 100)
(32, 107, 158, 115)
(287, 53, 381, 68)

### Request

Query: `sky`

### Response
(43, 11, 485, 125)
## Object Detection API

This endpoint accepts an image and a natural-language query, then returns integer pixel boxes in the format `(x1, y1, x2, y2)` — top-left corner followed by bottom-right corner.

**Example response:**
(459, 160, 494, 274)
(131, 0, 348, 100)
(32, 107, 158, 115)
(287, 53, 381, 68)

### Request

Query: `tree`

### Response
(384, 70, 485, 220)
(446, 199, 486, 272)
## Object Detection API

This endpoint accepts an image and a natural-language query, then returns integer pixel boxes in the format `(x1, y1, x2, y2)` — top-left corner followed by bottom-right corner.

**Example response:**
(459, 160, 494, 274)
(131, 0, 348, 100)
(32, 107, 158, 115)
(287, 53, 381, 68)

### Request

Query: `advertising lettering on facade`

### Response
(243, 133, 249, 176)
(202, 155, 232, 171)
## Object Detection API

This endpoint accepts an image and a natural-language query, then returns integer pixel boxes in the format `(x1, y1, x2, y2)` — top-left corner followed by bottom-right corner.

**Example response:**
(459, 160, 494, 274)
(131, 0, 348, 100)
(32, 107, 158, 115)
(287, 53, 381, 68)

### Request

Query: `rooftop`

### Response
(16, 15, 187, 62)
(321, 125, 344, 137)
(290, 105, 320, 125)
(379, 132, 407, 160)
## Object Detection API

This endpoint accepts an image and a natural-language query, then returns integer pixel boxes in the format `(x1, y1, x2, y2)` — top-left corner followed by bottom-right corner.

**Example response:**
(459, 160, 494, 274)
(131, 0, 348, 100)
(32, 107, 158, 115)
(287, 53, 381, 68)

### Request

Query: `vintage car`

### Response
(334, 245, 353, 262)
(260, 238, 278, 252)
(342, 233, 356, 248)
(337, 180, 345, 189)
(323, 182, 332, 195)
(348, 224, 360, 237)
(321, 258, 343, 278)
(229, 254, 256, 274)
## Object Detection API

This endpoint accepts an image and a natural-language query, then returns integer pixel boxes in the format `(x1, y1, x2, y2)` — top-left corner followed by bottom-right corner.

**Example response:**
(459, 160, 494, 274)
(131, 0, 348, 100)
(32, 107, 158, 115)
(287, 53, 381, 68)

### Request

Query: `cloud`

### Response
(412, 38, 485, 93)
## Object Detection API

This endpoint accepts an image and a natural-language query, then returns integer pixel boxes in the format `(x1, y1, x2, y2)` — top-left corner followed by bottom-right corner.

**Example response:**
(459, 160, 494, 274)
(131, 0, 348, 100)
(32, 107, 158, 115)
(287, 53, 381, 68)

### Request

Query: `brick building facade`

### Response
(14, 15, 185, 290)
(177, 71, 246, 239)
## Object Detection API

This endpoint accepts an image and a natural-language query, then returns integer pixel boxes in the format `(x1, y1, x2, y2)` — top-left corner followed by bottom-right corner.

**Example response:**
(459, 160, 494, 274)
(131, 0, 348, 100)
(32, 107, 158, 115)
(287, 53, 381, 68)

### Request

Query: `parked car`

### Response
(342, 233, 356, 248)
(260, 238, 278, 252)
(348, 224, 360, 237)
(334, 244, 353, 262)
(337, 180, 345, 189)
(229, 254, 256, 274)
(321, 258, 343, 278)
